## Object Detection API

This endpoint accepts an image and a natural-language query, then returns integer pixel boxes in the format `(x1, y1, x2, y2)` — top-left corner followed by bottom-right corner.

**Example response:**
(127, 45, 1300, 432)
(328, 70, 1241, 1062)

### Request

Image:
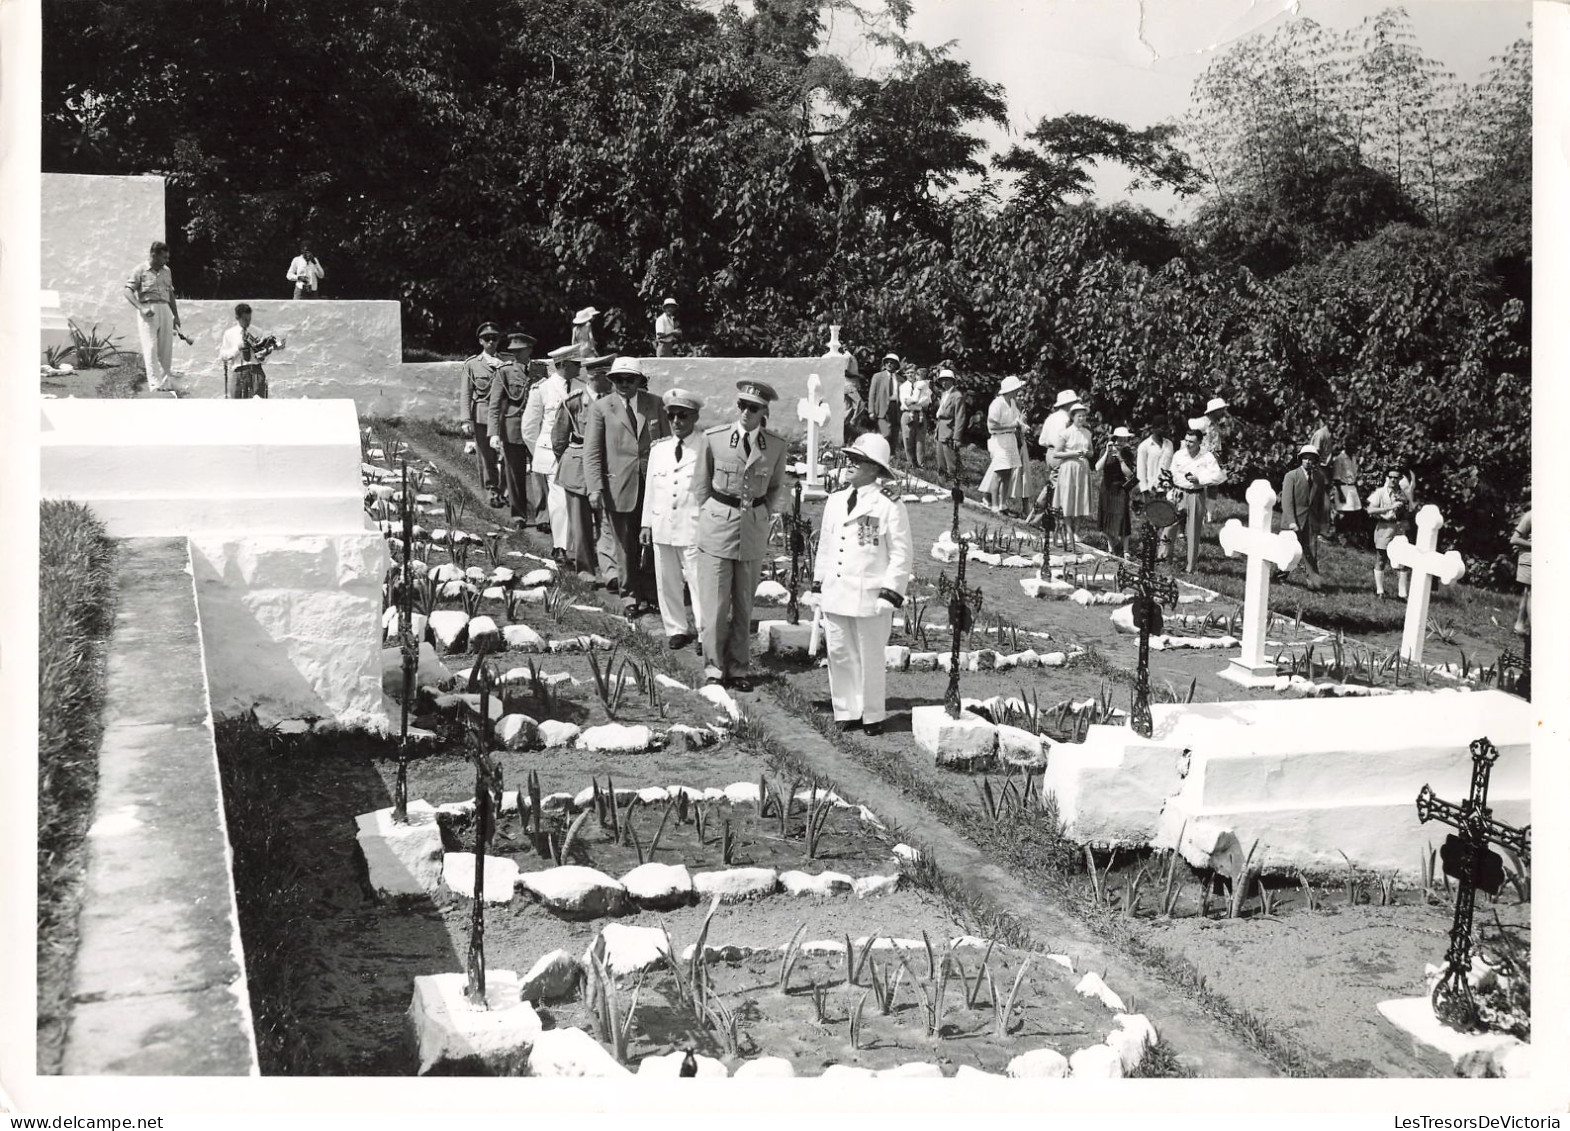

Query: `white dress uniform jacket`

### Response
(642, 434, 700, 547)
(529, 371, 572, 475)
(813, 483, 913, 617)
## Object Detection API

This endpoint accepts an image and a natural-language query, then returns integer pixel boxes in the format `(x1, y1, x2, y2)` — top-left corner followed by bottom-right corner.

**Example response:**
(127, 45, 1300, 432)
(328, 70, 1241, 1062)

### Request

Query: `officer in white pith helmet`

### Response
(806, 432, 913, 735)
(690, 379, 787, 690)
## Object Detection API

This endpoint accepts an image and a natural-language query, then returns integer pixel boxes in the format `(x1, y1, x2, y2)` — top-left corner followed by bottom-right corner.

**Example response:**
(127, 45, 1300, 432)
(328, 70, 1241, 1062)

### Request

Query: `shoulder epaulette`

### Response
(704, 423, 731, 435)
(462, 352, 482, 363)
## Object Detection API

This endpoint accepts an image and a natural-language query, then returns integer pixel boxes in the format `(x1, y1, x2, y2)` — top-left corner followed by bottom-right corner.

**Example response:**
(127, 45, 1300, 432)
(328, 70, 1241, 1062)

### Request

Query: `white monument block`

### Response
(1386, 505, 1467, 663)
(1217, 479, 1302, 687)
(796, 371, 830, 487)
(912, 704, 998, 769)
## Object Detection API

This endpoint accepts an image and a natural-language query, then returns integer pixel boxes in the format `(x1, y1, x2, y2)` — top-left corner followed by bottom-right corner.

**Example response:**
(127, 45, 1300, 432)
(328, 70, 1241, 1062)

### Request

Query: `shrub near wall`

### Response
(37, 501, 116, 1073)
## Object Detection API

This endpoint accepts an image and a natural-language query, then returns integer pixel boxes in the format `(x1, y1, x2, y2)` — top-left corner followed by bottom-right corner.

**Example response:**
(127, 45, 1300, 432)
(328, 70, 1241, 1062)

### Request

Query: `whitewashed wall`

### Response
(41, 172, 165, 338)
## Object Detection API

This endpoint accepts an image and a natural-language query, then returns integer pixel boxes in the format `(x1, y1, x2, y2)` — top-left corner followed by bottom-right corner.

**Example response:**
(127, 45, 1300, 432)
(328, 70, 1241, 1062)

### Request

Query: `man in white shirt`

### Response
(1135, 416, 1176, 558)
(124, 240, 183, 394)
(1168, 426, 1226, 573)
(898, 366, 932, 469)
(1039, 389, 1079, 453)
(287, 242, 325, 299)
(807, 433, 912, 735)
(641, 389, 705, 648)
(654, 297, 681, 357)
(1190, 395, 1231, 522)
(527, 344, 581, 562)
(218, 303, 282, 398)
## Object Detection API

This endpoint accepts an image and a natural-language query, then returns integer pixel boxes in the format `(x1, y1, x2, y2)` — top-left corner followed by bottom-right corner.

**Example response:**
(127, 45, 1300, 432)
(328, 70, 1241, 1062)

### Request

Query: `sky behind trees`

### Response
(821, 0, 1531, 213)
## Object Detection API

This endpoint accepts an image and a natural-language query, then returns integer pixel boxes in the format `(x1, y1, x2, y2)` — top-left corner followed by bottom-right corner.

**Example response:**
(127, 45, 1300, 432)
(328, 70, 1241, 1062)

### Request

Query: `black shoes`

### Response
(862, 720, 886, 736)
(837, 719, 863, 732)
(723, 675, 754, 692)
(668, 633, 695, 650)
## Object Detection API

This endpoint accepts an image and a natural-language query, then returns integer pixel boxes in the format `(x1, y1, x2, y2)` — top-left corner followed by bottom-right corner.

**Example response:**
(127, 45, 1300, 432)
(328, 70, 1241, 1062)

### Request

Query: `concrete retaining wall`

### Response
(42, 173, 166, 340)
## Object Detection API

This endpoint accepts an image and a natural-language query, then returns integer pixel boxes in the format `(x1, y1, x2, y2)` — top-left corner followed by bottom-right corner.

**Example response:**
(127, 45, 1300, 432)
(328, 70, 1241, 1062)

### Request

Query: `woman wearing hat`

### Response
(808, 433, 912, 735)
(570, 306, 600, 357)
(1194, 396, 1231, 523)
(1050, 403, 1095, 546)
(1096, 426, 1138, 557)
(980, 376, 1030, 514)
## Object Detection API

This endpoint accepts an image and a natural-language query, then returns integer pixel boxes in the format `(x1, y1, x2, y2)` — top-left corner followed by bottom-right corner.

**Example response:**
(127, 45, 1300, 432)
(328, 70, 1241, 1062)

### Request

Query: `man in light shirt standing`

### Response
(641, 389, 705, 649)
(1167, 426, 1225, 573)
(1136, 416, 1175, 558)
(124, 240, 183, 394)
(287, 242, 325, 298)
(898, 365, 933, 469)
(218, 303, 283, 399)
(654, 297, 681, 356)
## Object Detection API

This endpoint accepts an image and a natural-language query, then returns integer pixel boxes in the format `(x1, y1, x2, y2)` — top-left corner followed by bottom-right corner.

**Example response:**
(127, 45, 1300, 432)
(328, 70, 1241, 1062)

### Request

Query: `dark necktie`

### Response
(743, 431, 752, 458)
(847, 488, 858, 512)
(626, 397, 637, 432)
(675, 439, 684, 462)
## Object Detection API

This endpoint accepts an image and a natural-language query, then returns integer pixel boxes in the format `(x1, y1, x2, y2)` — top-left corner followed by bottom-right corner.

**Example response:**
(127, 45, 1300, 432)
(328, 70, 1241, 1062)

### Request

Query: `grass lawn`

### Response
(37, 502, 117, 1073)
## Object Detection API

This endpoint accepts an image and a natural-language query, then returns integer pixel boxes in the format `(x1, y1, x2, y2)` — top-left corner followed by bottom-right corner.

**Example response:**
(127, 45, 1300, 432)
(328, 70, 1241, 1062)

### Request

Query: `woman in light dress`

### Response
(980, 376, 1030, 514)
(1052, 404, 1094, 546)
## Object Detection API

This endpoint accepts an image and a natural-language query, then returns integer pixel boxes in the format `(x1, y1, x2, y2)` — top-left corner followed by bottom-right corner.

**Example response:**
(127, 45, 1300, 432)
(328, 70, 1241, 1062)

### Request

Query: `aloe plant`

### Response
(849, 991, 869, 1051)
(990, 955, 1033, 1038)
(1226, 841, 1260, 919)
(777, 922, 808, 993)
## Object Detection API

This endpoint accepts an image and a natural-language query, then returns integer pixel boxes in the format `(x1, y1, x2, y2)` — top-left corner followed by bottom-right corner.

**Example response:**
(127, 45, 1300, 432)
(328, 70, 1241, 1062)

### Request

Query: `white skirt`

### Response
(986, 432, 1021, 471)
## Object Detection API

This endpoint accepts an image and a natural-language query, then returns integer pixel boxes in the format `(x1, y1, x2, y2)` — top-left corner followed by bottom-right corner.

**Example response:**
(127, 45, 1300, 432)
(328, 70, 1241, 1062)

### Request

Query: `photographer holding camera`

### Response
(1366, 466, 1415, 599)
(288, 241, 325, 298)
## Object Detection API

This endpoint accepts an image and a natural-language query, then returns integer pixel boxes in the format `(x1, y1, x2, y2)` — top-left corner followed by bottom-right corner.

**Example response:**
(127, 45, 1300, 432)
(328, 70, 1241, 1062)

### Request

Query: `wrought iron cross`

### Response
(937, 554, 984, 719)
(1116, 501, 1181, 739)
(1415, 737, 1530, 1031)
(394, 462, 417, 823)
(784, 480, 812, 625)
(463, 647, 505, 1007)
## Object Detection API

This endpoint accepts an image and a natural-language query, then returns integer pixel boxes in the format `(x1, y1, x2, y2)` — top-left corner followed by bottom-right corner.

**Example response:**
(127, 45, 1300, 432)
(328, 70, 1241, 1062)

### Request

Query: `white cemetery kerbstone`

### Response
(1068, 1043, 1125, 1078)
(754, 578, 790, 605)
(525, 1026, 630, 1077)
(638, 1051, 730, 1078)
(912, 704, 998, 769)
(588, 923, 672, 976)
(380, 641, 449, 696)
(408, 971, 541, 1076)
(441, 853, 518, 903)
(495, 713, 540, 750)
(619, 862, 694, 910)
(797, 371, 830, 486)
(1006, 1048, 1070, 1078)
(759, 619, 813, 657)
(428, 610, 471, 654)
(519, 866, 629, 918)
(693, 867, 780, 902)
(733, 1057, 797, 1078)
(1218, 479, 1303, 687)
(519, 949, 582, 1004)
(1376, 998, 1526, 1075)
(1108, 1014, 1158, 1073)
(538, 721, 581, 748)
(879, 1062, 945, 1078)
(1075, 971, 1127, 1012)
(1387, 505, 1467, 662)
(576, 723, 653, 753)
(996, 724, 1047, 769)
(851, 873, 900, 898)
(779, 869, 855, 896)
(355, 801, 444, 897)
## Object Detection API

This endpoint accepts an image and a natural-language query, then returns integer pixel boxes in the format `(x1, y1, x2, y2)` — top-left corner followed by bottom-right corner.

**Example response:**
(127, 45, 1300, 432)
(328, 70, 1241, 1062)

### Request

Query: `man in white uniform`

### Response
(522, 344, 581, 562)
(641, 388, 705, 649)
(807, 433, 913, 735)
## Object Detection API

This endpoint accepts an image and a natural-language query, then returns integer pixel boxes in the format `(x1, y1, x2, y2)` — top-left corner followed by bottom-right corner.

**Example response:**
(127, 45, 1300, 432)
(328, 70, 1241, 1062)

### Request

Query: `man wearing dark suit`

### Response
(1279, 444, 1331, 591)
(868, 353, 898, 444)
(586, 356, 670, 614)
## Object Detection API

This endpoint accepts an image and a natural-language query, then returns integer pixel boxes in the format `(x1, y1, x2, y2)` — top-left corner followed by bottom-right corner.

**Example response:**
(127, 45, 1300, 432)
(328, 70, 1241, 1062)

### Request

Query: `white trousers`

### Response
(136, 305, 174, 385)
(823, 609, 892, 724)
(545, 471, 570, 551)
(653, 541, 703, 639)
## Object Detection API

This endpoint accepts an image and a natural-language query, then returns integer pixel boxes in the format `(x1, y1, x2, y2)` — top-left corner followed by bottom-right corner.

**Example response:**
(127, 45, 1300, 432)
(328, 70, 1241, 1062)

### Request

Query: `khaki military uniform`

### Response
(460, 353, 504, 494)
(691, 420, 788, 681)
(487, 358, 535, 520)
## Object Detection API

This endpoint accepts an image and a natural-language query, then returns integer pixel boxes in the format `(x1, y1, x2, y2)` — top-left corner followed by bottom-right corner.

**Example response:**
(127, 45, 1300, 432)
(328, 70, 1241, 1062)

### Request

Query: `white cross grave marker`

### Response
(1387, 505, 1466, 663)
(1218, 479, 1304, 687)
(797, 371, 830, 487)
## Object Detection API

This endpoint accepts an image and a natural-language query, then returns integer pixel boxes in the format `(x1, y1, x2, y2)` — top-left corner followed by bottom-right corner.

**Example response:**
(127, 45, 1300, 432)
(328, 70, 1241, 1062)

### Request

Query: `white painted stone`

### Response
(930, 534, 961, 563)
(762, 621, 813, 657)
(857, 805, 884, 829)
(495, 714, 540, 751)
(822, 1064, 877, 1079)
(852, 873, 901, 898)
(969, 648, 999, 671)
(620, 862, 694, 910)
(936, 650, 967, 672)
(489, 567, 517, 584)
(733, 1057, 796, 1078)
(878, 1062, 945, 1077)
(511, 587, 548, 606)
(755, 579, 790, 604)
(576, 723, 654, 753)
(693, 867, 780, 903)
(481, 585, 507, 602)
(1376, 997, 1526, 1073)
(698, 683, 741, 720)
(637, 1051, 729, 1077)
(588, 923, 672, 976)
(955, 1064, 1000, 1078)
(409, 971, 541, 1076)
(540, 791, 575, 815)
(635, 787, 670, 806)
(667, 724, 718, 750)
(355, 801, 444, 897)
(655, 673, 690, 692)
(431, 693, 504, 721)
(525, 1026, 631, 1077)
(1068, 1043, 1124, 1078)
(437, 580, 469, 600)
(428, 610, 471, 654)
(275, 719, 311, 736)
(779, 870, 854, 896)
(853, 937, 925, 951)
(912, 704, 998, 769)
(1074, 972, 1126, 1012)
(996, 725, 1046, 769)
(441, 853, 518, 903)
(518, 866, 629, 918)
(892, 844, 922, 865)
(722, 781, 763, 806)
(1046, 954, 1074, 971)
(520, 567, 555, 588)
(429, 563, 464, 582)
(538, 721, 582, 748)
(1108, 1013, 1158, 1072)
(949, 935, 993, 950)
(801, 939, 846, 956)
(1006, 1048, 1070, 1078)
(907, 651, 940, 671)
(519, 950, 583, 1004)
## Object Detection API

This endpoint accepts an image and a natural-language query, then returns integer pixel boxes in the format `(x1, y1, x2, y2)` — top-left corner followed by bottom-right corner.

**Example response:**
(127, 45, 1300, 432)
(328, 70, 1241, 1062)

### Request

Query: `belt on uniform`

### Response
(710, 489, 767, 509)
(144, 299, 171, 306)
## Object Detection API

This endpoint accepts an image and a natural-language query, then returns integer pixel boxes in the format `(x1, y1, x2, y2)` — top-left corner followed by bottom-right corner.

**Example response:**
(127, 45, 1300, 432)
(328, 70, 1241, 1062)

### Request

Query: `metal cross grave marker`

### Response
(937, 552, 985, 719)
(1414, 736, 1530, 1031)
(463, 644, 505, 1007)
(1117, 498, 1181, 738)
(784, 480, 813, 626)
(394, 461, 417, 823)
